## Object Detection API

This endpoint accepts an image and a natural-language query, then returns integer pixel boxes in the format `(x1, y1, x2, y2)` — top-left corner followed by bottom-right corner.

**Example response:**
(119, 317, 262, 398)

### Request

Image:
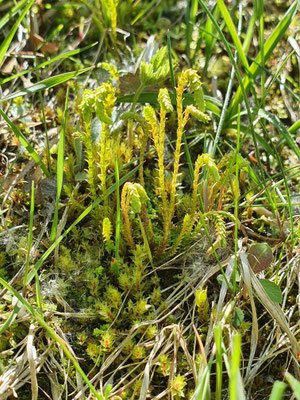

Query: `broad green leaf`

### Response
(258, 279, 283, 304)
(0, 108, 50, 177)
(0, 0, 35, 67)
(0, 67, 93, 103)
(248, 243, 273, 273)
(233, 308, 244, 328)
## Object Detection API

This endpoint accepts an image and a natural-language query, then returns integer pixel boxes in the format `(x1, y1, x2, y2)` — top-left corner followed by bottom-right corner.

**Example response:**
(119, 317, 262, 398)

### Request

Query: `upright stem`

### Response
(128, 84, 145, 147)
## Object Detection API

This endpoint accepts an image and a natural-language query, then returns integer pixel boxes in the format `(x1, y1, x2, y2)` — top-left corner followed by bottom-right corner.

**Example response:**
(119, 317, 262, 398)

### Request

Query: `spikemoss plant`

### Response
(50, 67, 241, 397)
(76, 68, 238, 265)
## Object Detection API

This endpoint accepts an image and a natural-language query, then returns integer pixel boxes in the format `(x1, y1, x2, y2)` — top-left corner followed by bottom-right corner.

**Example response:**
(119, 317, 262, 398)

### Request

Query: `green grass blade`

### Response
(24, 181, 35, 288)
(27, 164, 141, 284)
(201, 5, 220, 75)
(0, 42, 97, 86)
(186, 0, 198, 59)
(0, 301, 21, 334)
(258, 109, 300, 160)
(0, 108, 50, 177)
(216, 0, 249, 72)
(214, 326, 223, 400)
(198, 0, 268, 188)
(0, 67, 93, 103)
(229, 0, 299, 115)
(34, 270, 43, 316)
(269, 381, 287, 400)
(209, 2, 243, 158)
(257, 0, 265, 108)
(114, 156, 120, 264)
(288, 119, 300, 135)
(0, 0, 35, 67)
(192, 362, 212, 399)
(229, 334, 244, 400)
(233, 106, 241, 296)
(51, 87, 69, 241)
(242, 11, 256, 54)
(284, 373, 300, 400)
(131, 0, 156, 25)
(0, 0, 29, 30)
(0, 276, 103, 400)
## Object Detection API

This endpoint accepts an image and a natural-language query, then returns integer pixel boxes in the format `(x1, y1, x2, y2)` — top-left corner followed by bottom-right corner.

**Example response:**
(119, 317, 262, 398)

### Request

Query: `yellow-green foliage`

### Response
(195, 287, 209, 323)
(171, 374, 187, 398)
(140, 47, 170, 86)
(75, 68, 235, 264)
(100, 329, 116, 352)
(157, 354, 171, 376)
(131, 345, 145, 360)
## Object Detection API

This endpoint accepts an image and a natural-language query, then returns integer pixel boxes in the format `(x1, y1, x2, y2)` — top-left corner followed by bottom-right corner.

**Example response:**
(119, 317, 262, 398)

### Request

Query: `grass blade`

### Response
(242, 10, 256, 54)
(269, 381, 287, 400)
(51, 87, 69, 241)
(258, 109, 300, 159)
(0, 301, 21, 334)
(0, 276, 104, 400)
(229, 0, 299, 115)
(192, 362, 212, 399)
(0, 42, 97, 86)
(288, 119, 300, 135)
(216, 0, 249, 72)
(114, 156, 120, 265)
(214, 326, 223, 400)
(186, 0, 198, 59)
(0, 108, 50, 177)
(229, 333, 245, 400)
(240, 253, 300, 357)
(209, 2, 243, 158)
(284, 373, 300, 400)
(201, 5, 220, 75)
(0, 0, 29, 30)
(24, 181, 35, 289)
(0, 0, 35, 67)
(131, 0, 156, 25)
(257, 0, 265, 108)
(0, 67, 93, 103)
